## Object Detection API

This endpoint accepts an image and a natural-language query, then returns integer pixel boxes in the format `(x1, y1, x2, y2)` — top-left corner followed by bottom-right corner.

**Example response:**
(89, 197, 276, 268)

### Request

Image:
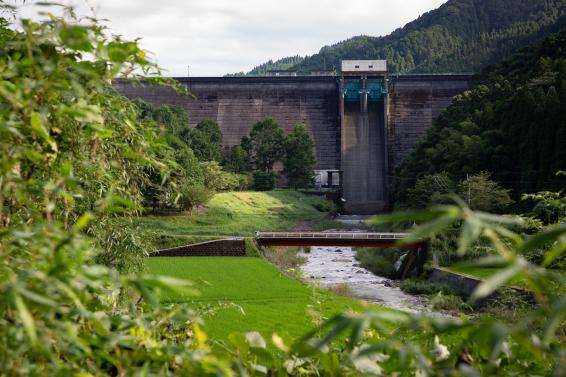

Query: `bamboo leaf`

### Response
(14, 293, 37, 345)
(458, 218, 482, 255)
(368, 206, 458, 224)
(400, 215, 458, 244)
(543, 236, 566, 267)
(521, 223, 566, 253)
(542, 296, 566, 342)
(471, 262, 523, 301)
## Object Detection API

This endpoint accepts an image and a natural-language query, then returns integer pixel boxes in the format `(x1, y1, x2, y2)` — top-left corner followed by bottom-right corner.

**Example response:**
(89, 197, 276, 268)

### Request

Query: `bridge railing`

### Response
(256, 232, 409, 240)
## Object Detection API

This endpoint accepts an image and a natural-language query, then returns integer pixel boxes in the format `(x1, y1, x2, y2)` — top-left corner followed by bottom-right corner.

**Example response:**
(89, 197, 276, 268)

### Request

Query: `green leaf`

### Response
(400, 215, 458, 244)
(14, 293, 37, 345)
(520, 223, 566, 252)
(249, 347, 275, 366)
(137, 274, 199, 297)
(471, 261, 523, 301)
(30, 112, 56, 150)
(229, 332, 249, 355)
(458, 218, 482, 255)
(543, 236, 566, 267)
(474, 212, 524, 225)
(542, 296, 566, 342)
(59, 25, 92, 52)
(368, 206, 457, 224)
(17, 287, 57, 308)
(73, 212, 93, 233)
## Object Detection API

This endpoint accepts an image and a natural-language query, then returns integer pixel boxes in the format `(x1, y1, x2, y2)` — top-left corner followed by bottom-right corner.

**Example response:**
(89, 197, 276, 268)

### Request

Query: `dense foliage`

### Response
(139, 102, 245, 210)
(397, 29, 566, 204)
(181, 118, 224, 162)
(255, 0, 566, 74)
(237, 118, 316, 190)
(0, 11, 222, 375)
(405, 172, 513, 212)
(283, 125, 316, 189)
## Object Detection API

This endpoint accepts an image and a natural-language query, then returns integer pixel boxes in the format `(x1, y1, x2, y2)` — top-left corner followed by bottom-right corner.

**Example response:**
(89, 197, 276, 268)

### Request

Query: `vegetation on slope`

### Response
(396, 29, 566, 203)
(132, 190, 330, 239)
(258, 0, 566, 74)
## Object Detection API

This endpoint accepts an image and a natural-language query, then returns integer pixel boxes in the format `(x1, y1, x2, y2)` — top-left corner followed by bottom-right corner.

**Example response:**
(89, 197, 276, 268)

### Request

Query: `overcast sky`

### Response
(14, 0, 447, 76)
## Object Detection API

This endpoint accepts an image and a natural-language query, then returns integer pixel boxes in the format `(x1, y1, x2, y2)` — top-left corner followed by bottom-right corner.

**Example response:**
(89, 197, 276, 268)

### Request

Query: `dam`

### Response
(116, 61, 471, 213)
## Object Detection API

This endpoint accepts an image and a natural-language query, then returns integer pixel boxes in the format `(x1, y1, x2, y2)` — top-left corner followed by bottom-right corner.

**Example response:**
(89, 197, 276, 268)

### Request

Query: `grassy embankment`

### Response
(135, 190, 331, 249)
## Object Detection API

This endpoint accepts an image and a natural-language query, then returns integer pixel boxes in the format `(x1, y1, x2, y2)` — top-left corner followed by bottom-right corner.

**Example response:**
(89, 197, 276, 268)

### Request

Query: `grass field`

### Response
(134, 191, 328, 243)
(146, 257, 392, 345)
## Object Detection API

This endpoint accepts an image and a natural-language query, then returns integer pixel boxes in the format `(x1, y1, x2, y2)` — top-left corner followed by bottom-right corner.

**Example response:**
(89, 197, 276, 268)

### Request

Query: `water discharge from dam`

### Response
(341, 101, 387, 214)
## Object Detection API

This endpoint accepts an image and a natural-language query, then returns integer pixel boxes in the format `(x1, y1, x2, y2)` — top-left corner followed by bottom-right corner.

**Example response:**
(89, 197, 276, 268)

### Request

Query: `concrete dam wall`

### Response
(116, 74, 471, 212)
(341, 102, 387, 213)
(115, 77, 340, 171)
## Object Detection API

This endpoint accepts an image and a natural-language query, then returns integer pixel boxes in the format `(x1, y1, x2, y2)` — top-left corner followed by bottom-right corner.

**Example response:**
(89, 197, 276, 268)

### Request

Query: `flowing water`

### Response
(297, 216, 449, 317)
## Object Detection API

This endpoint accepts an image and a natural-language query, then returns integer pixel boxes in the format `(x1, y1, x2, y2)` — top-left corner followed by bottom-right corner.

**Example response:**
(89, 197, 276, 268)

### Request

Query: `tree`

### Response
(181, 118, 224, 162)
(283, 124, 316, 188)
(405, 172, 456, 208)
(457, 172, 514, 212)
(247, 117, 285, 172)
(396, 29, 566, 202)
(224, 145, 249, 173)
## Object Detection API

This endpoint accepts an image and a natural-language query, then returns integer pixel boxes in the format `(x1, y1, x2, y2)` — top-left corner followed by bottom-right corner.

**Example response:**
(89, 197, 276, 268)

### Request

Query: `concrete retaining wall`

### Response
(152, 238, 245, 257)
(428, 267, 482, 297)
(429, 267, 535, 306)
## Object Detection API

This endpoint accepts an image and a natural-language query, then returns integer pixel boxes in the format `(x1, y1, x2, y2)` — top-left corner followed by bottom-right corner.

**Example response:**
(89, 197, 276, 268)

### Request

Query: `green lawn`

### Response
(146, 257, 391, 344)
(133, 190, 328, 240)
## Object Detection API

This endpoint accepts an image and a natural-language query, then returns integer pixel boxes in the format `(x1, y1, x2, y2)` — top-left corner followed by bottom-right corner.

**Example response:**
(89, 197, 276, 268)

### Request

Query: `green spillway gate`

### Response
(343, 79, 387, 102)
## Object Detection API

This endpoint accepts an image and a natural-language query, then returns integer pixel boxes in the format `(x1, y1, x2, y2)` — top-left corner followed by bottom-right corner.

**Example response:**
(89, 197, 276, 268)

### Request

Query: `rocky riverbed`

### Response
(299, 246, 441, 314)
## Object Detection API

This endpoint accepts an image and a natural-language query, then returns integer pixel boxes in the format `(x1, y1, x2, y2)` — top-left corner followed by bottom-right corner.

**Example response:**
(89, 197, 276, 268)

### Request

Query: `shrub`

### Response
(431, 293, 472, 312)
(201, 160, 241, 191)
(400, 278, 460, 296)
(177, 184, 213, 213)
(263, 246, 307, 271)
(244, 238, 261, 257)
(252, 171, 276, 191)
(313, 199, 338, 214)
(355, 248, 400, 278)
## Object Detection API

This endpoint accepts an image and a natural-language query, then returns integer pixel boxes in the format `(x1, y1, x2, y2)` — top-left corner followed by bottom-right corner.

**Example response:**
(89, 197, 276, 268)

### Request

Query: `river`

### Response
(297, 215, 448, 317)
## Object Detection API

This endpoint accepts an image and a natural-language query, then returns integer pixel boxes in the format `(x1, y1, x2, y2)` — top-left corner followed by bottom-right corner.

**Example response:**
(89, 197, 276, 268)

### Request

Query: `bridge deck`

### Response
(256, 232, 422, 248)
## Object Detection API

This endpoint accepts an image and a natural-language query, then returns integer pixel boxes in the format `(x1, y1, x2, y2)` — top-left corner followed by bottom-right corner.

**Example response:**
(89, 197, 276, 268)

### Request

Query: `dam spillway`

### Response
(115, 64, 471, 213)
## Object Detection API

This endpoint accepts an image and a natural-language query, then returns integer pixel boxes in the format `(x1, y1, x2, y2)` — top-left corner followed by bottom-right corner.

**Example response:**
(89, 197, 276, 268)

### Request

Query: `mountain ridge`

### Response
(237, 0, 566, 75)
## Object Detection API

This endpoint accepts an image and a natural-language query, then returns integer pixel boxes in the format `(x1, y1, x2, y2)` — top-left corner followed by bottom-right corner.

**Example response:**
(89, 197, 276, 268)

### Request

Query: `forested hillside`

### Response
(226, 56, 304, 76)
(395, 29, 566, 203)
(247, 0, 566, 74)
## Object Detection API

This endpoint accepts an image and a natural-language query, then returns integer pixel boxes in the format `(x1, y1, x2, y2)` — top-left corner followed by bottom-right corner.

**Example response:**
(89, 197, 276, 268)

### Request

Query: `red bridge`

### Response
(255, 232, 423, 249)
(255, 232, 427, 278)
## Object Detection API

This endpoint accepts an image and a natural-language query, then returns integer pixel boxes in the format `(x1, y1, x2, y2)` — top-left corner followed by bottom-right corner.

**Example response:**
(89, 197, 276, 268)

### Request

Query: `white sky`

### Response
(13, 0, 448, 76)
